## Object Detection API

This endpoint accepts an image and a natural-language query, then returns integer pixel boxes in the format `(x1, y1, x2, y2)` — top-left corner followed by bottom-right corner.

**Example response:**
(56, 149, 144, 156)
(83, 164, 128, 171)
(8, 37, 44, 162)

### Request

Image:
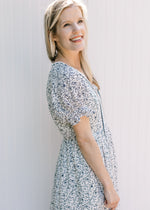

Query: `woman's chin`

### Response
(71, 45, 85, 52)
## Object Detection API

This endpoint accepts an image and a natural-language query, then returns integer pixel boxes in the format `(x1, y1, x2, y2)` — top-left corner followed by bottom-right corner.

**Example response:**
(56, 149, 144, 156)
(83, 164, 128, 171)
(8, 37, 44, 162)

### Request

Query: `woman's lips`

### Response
(70, 35, 83, 42)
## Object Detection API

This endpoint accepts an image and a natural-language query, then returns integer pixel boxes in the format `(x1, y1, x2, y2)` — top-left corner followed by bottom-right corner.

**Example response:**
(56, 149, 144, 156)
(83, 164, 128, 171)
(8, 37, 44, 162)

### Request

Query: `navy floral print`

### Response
(46, 61, 119, 210)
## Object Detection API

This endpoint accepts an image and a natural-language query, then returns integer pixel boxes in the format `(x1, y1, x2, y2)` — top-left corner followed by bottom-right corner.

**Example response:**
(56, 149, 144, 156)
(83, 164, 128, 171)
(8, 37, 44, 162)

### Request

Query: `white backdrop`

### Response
(0, 0, 150, 209)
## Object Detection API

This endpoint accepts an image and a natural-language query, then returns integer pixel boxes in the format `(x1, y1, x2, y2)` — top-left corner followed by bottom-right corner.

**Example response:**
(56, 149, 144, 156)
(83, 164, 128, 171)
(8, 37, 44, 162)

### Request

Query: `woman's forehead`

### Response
(58, 5, 83, 25)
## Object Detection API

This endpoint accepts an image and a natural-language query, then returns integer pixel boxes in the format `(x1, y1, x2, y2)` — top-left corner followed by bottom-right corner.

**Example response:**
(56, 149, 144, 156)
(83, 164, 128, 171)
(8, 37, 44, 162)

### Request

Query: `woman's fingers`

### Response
(103, 187, 120, 209)
(104, 202, 118, 209)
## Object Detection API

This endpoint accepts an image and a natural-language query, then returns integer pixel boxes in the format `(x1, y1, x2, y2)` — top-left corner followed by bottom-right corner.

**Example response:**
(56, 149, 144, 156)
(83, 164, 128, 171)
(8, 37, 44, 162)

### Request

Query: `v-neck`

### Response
(52, 61, 98, 90)
(51, 61, 103, 114)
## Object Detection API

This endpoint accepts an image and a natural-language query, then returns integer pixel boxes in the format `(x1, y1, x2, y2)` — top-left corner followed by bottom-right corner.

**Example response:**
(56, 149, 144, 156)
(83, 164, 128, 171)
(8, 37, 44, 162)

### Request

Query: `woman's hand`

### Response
(103, 185, 120, 210)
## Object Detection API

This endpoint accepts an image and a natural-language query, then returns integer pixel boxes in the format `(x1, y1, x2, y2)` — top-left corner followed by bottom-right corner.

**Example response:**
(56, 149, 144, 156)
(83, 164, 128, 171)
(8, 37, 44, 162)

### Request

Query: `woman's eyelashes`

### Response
(78, 19, 83, 23)
(63, 19, 83, 27)
(63, 23, 70, 27)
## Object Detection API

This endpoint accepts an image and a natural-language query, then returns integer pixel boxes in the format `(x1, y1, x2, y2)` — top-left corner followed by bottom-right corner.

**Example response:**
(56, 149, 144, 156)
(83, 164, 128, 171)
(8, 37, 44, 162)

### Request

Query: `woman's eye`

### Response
(64, 23, 70, 27)
(78, 19, 83, 23)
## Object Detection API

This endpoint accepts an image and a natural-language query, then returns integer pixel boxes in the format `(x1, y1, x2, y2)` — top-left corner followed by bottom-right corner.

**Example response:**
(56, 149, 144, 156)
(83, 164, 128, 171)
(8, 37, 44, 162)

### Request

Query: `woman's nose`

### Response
(72, 23, 81, 32)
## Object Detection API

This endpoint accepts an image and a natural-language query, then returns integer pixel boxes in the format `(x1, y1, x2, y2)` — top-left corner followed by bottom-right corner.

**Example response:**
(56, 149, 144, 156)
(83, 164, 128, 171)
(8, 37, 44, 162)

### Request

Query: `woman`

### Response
(44, 0, 120, 209)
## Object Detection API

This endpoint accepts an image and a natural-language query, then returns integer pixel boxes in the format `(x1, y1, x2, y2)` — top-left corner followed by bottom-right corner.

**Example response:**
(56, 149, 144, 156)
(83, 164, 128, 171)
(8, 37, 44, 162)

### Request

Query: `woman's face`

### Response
(53, 5, 86, 56)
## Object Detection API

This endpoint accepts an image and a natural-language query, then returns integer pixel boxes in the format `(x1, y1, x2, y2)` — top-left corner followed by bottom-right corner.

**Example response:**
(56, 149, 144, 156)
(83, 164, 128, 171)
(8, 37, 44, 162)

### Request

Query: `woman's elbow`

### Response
(73, 116, 95, 147)
(76, 134, 94, 148)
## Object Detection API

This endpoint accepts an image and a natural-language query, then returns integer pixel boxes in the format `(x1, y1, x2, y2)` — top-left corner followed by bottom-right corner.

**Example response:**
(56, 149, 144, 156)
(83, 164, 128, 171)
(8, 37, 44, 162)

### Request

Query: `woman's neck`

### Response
(55, 53, 83, 73)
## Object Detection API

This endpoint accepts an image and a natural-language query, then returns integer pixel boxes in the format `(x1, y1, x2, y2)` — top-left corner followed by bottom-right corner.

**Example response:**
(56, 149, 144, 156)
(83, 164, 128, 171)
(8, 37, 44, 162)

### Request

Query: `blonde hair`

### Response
(44, 0, 100, 90)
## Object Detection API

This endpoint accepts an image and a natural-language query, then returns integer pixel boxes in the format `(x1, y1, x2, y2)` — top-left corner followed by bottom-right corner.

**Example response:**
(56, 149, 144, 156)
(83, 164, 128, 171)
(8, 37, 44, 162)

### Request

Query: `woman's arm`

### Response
(73, 115, 120, 209)
(73, 115, 114, 190)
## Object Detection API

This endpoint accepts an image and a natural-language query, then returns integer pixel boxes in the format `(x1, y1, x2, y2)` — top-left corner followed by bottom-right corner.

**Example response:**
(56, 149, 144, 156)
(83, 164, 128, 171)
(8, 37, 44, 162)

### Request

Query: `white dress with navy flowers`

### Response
(46, 61, 119, 210)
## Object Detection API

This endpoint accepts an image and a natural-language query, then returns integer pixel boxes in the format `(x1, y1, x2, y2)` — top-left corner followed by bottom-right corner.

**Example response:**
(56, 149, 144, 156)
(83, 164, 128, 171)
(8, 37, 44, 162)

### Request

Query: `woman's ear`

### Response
(49, 32, 57, 43)
(52, 32, 57, 42)
(53, 37, 57, 42)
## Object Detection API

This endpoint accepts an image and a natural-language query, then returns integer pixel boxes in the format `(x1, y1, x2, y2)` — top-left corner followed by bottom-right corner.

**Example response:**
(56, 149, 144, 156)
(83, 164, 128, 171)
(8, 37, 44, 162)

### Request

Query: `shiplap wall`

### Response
(0, 0, 150, 209)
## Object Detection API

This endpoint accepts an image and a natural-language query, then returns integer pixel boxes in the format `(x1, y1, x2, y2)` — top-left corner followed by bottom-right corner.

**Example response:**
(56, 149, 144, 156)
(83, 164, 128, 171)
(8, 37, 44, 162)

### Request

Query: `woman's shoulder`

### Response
(50, 61, 86, 82)
(47, 61, 93, 94)
(51, 61, 71, 78)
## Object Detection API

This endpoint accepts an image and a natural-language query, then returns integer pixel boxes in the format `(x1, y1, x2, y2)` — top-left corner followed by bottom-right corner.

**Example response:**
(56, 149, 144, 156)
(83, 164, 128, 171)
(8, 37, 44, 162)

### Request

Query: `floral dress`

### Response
(46, 61, 119, 210)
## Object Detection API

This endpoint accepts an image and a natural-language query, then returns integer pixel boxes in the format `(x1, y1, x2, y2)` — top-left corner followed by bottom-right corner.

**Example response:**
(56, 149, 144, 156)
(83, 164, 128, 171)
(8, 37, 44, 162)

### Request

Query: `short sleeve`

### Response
(47, 66, 94, 127)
